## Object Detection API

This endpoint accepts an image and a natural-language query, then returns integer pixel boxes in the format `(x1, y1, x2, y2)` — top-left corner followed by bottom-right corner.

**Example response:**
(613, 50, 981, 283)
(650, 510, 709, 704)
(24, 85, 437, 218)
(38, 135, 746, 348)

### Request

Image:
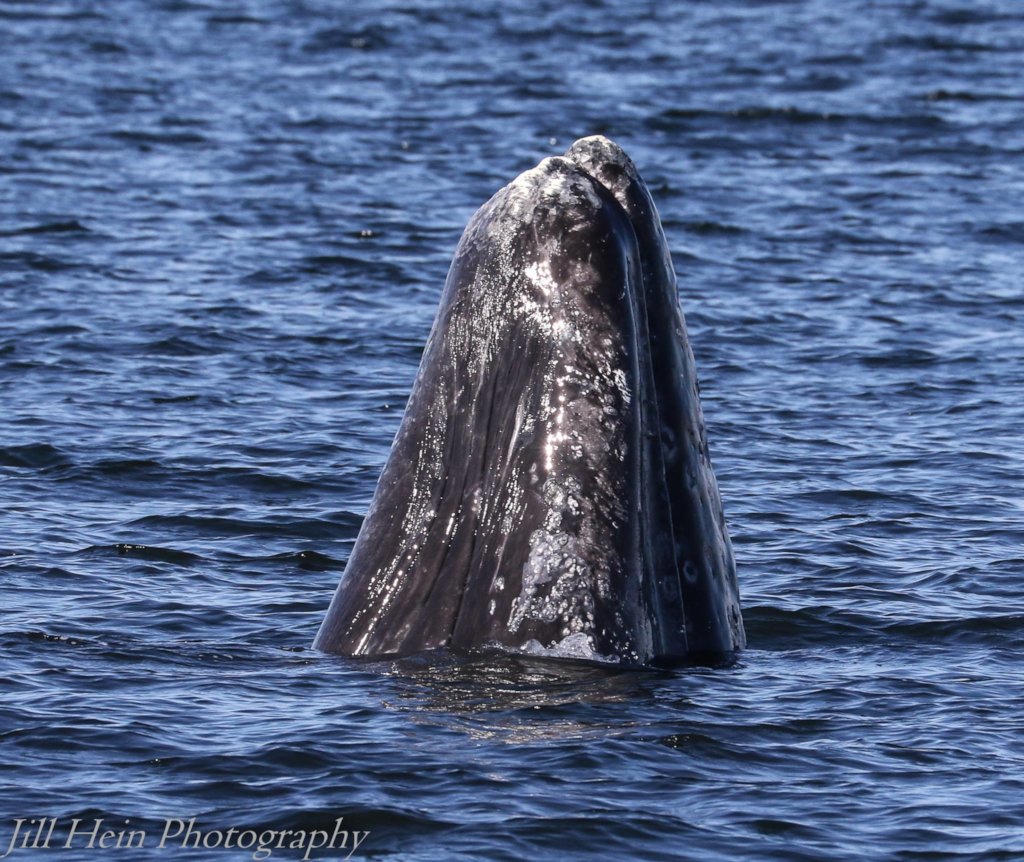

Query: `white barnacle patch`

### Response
(509, 529, 588, 632)
(524, 259, 557, 297)
(519, 531, 560, 589)
(508, 473, 597, 637)
(513, 292, 562, 341)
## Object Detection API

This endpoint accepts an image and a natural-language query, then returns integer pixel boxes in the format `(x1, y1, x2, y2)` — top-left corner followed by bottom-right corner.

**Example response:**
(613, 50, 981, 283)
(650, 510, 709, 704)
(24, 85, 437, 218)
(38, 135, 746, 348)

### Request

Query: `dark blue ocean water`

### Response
(2, 0, 1023, 859)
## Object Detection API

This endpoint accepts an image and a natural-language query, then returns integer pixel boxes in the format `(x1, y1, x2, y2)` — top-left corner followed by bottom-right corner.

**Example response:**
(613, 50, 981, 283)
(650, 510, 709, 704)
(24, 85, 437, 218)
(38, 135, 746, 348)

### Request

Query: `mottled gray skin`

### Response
(314, 137, 744, 665)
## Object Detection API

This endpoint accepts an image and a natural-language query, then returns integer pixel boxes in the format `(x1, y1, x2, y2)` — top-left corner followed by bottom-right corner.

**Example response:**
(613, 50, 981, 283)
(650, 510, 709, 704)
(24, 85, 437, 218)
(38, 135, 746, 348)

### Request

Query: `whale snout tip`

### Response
(568, 135, 628, 159)
(571, 134, 618, 148)
(568, 134, 636, 169)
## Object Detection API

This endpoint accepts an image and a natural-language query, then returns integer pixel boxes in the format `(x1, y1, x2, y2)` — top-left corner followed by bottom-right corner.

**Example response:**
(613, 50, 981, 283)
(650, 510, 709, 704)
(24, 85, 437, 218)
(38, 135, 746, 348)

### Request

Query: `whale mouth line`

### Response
(314, 136, 745, 666)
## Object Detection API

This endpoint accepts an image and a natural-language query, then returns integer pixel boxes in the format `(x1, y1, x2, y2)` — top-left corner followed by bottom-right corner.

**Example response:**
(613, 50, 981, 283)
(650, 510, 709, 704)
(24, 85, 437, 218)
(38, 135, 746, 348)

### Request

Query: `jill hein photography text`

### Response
(1, 817, 369, 860)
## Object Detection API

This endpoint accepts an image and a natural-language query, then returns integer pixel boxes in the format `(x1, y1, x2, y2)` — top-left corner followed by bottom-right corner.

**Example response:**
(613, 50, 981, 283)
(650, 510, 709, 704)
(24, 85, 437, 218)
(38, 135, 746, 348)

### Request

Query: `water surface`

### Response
(2, 1, 1023, 859)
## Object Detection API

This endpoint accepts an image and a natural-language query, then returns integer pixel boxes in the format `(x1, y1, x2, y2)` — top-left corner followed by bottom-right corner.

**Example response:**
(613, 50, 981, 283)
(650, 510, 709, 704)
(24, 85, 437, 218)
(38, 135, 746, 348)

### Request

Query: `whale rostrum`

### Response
(314, 136, 745, 666)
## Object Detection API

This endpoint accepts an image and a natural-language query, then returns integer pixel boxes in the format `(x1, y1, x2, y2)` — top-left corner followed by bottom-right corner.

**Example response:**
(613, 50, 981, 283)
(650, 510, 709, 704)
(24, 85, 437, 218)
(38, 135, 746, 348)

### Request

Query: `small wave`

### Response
(284, 550, 342, 571)
(743, 604, 881, 648)
(882, 34, 1003, 53)
(0, 251, 81, 271)
(0, 7, 104, 21)
(88, 457, 167, 477)
(977, 222, 1024, 244)
(678, 220, 747, 236)
(150, 393, 200, 404)
(649, 105, 946, 130)
(206, 14, 268, 27)
(303, 25, 392, 53)
(301, 254, 406, 280)
(4, 630, 95, 648)
(88, 40, 127, 54)
(926, 8, 1023, 26)
(655, 731, 723, 752)
(882, 614, 1024, 647)
(107, 130, 208, 147)
(127, 512, 362, 539)
(0, 220, 89, 237)
(859, 347, 939, 367)
(922, 89, 1016, 103)
(793, 488, 928, 506)
(86, 543, 203, 566)
(745, 604, 1024, 649)
(0, 443, 72, 470)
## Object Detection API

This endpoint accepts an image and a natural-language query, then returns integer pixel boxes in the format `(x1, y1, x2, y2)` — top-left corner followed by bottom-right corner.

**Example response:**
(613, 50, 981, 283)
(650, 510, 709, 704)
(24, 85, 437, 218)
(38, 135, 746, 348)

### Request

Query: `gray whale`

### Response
(314, 136, 745, 665)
